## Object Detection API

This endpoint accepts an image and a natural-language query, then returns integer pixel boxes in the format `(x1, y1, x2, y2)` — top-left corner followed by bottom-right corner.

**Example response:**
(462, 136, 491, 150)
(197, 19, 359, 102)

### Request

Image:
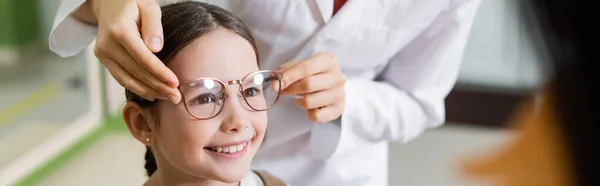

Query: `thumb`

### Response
(138, 1, 164, 52)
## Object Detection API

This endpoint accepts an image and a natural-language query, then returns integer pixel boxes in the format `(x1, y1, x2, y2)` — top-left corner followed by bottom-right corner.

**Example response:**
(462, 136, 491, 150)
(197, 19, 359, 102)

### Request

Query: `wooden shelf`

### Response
(445, 84, 532, 128)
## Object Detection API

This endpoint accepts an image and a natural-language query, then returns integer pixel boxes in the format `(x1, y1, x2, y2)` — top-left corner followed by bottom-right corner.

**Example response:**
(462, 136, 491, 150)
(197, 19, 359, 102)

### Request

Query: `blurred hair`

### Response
(123, 1, 258, 177)
(521, 1, 598, 185)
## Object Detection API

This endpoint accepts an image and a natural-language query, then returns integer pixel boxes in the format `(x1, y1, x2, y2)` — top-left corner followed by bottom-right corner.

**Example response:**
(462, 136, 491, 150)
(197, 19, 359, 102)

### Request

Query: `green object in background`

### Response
(13, 114, 129, 186)
(0, 0, 41, 49)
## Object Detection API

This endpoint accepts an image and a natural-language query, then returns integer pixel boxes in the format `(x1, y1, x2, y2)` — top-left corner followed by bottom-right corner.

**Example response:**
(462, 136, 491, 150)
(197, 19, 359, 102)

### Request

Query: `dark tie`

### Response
(333, 0, 347, 16)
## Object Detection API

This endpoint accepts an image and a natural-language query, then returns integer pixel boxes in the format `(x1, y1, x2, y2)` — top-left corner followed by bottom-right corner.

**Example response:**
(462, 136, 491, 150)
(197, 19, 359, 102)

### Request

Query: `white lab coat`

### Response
(50, 0, 482, 185)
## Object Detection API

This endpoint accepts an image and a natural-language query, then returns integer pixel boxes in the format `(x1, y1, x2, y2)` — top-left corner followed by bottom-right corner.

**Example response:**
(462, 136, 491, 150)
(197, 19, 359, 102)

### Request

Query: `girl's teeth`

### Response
(210, 142, 248, 154)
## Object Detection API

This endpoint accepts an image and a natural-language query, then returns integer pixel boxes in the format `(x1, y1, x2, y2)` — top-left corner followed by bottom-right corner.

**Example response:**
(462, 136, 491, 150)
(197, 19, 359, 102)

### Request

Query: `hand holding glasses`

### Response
(180, 70, 283, 119)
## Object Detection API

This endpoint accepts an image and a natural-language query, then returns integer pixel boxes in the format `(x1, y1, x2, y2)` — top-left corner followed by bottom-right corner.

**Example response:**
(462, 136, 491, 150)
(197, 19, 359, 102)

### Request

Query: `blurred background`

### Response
(0, 0, 543, 185)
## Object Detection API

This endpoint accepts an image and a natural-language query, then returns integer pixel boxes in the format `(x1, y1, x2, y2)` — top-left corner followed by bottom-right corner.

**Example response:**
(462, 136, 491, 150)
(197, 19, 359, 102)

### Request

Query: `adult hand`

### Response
(277, 52, 346, 123)
(89, 0, 181, 103)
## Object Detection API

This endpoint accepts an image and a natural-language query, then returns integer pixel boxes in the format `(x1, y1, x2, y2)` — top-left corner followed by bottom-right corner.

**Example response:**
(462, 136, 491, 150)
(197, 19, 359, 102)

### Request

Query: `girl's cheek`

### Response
(256, 114, 268, 132)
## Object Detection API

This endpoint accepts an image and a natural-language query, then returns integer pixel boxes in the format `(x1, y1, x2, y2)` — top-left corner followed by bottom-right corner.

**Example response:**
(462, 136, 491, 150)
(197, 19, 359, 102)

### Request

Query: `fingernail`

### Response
(295, 95, 304, 99)
(148, 37, 162, 51)
(166, 77, 179, 88)
(168, 80, 178, 87)
(279, 82, 285, 90)
(169, 92, 181, 104)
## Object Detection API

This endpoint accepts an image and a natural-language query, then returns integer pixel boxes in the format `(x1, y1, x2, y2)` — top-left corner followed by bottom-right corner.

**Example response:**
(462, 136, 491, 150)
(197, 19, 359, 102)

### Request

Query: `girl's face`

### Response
(151, 28, 266, 183)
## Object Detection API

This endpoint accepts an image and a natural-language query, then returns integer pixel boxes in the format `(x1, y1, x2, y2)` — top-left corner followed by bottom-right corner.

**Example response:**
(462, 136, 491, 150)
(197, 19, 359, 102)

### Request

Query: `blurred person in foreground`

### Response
(461, 1, 599, 186)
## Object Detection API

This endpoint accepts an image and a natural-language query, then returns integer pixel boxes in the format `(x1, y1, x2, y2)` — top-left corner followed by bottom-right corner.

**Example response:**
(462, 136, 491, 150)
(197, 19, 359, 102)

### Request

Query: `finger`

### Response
(306, 102, 344, 123)
(109, 43, 181, 103)
(271, 77, 282, 92)
(138, 0, 164, 52)
(100, 57, 161, 101)
(281, 72, 344, 95)
(117, 24, 179, 88)
(272, 60, 298, 91)
(293, 87, 344, 109)
(275, 59, 301, 72)
(281, 53, 337, 89)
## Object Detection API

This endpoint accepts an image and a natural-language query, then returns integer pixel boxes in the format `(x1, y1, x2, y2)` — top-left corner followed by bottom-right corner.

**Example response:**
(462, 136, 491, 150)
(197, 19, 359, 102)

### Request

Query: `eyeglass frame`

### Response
(178, 70, 283, 120)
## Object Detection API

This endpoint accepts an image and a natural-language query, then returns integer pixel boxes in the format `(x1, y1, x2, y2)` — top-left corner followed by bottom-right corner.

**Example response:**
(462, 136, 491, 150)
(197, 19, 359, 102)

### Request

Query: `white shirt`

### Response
(49, 0, 483, 185)
(240, 171, 265, 186)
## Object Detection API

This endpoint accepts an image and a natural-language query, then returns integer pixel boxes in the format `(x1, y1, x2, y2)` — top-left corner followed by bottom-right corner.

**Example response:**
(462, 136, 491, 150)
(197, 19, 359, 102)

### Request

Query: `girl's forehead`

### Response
(167, 30, 259, 84)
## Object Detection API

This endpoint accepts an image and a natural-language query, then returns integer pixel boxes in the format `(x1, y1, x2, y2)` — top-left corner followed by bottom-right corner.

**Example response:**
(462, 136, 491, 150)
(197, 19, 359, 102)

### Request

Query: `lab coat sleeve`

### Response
(310, 0, 482, 158)
(49, 0, 98, 57)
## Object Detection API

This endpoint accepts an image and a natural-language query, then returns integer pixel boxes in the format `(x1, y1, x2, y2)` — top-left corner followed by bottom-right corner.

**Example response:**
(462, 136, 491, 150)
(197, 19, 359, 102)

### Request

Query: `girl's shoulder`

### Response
(252, 170, 288, 186)
(241, 170, 288, 186)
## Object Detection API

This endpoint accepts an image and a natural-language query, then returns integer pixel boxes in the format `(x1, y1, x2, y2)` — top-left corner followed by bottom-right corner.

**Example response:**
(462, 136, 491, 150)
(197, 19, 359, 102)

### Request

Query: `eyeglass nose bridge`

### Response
(222, 80, 244, 97)
(219, 80, 253, 103)
(225, 80, 242, 86)
(219, 79, 255, 115)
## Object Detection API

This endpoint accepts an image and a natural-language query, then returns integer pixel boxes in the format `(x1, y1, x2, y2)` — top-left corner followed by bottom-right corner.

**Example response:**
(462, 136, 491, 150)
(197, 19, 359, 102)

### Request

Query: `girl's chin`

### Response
(213, 170, 249, 183)
(200, 162, 252, 183)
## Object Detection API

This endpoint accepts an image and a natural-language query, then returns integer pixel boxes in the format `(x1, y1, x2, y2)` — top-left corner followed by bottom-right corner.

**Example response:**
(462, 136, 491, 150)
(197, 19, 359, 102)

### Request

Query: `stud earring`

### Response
(145, 138, 150, 143)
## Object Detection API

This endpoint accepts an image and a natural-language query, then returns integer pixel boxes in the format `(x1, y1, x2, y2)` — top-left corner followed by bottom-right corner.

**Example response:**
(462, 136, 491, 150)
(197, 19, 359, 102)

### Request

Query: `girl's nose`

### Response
(219, 87, 250, 133)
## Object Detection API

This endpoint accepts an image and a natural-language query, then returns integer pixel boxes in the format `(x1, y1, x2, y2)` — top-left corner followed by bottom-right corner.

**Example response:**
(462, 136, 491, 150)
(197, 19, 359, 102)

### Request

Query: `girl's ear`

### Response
(122, 102, 155, 145)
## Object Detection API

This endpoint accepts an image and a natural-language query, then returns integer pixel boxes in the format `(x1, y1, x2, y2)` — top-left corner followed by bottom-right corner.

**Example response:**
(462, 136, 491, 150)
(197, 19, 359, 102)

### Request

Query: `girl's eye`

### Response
(243, 87, 261, 97)
(194, 94, 216, 104)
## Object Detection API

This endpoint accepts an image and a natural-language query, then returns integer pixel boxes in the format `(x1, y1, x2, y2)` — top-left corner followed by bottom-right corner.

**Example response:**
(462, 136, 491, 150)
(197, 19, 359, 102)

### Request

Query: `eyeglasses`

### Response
(179, 70, 283, 120)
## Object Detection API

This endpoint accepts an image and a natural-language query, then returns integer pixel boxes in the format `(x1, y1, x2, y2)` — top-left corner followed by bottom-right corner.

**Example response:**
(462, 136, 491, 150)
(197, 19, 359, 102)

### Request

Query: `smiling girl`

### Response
(121, 2, 287, 186)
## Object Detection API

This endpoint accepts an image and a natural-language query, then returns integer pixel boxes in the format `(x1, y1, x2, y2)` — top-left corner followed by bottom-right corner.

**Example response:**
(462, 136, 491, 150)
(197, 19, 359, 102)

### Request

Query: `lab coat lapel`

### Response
(314, 0, 333, 23)
(294, 0, 432, 64)
(294, 0, 364, 61)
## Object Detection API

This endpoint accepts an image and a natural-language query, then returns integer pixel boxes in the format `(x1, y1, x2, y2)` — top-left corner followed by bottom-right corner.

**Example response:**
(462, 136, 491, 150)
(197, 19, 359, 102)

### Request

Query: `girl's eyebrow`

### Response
(182, 70, 262, 86)
(181, 77, 216, 86)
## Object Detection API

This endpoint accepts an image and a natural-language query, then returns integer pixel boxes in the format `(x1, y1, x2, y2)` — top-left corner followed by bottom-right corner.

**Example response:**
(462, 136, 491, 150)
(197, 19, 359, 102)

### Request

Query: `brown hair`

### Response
(522, 1, 598, 185)
(124, 1, 258, 177)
